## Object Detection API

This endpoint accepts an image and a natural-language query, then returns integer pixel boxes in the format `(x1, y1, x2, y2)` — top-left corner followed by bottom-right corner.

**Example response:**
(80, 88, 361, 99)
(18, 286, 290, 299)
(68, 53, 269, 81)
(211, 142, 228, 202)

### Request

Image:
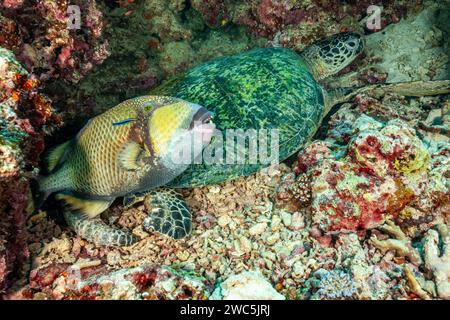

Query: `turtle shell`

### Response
(152, 48, 325, 187)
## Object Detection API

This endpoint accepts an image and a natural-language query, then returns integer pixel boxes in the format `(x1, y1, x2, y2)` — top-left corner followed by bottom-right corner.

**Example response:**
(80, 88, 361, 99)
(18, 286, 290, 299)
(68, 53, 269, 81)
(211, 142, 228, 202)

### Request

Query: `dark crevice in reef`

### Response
(39, 1, 266, 149)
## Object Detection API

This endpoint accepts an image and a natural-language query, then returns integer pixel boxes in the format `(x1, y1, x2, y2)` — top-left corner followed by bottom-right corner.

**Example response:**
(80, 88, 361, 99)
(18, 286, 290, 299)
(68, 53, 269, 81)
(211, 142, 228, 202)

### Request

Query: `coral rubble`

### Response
(8, 263, 211, 300)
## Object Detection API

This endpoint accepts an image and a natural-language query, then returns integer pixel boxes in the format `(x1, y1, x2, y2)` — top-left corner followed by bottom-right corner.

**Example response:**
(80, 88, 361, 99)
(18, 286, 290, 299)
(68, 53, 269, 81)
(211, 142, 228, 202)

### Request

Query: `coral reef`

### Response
(284, 91, 448, 300)
(369, 223, 450, 300)
(306, 268, 358, 300)
(369, 220, 422, 265)
(293, 113, 444, 234)
(51, 0, 265, 124)
(0, 0, 449, 300)
(0, 47, 58, 292)
(0, 0, 109, 83)
(298, 232, 391, 300)
(16, 90, 449, 299)
(232, 0, 416, 41)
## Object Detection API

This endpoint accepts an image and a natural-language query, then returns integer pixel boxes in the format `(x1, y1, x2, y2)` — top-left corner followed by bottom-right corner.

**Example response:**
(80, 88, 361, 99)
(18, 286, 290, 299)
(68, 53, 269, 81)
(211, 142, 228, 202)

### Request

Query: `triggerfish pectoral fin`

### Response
(55, 194, 112, 219)
(117, 141, 144, 171)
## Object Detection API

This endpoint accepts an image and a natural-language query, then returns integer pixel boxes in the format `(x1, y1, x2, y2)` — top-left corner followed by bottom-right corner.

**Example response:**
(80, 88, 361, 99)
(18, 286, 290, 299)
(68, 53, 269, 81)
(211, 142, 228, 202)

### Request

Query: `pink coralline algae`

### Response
(1, 0, 110, 83)
(235, 0, 311, 38)
(294, 112, 446, 234)
(256, 0, 307, 36)
(191, 0, 229, 28)
(231, 0, 417, 45)
(1, 0, 24, 10)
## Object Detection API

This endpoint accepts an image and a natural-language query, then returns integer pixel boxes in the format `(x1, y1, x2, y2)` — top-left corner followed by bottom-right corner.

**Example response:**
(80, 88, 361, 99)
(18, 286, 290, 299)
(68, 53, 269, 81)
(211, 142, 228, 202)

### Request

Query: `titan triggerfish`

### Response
(32, 95, 214, 246)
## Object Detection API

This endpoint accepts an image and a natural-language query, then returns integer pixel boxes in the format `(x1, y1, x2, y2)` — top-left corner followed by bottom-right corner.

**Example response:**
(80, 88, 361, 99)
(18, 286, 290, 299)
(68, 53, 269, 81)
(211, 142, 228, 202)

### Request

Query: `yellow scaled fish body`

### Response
(34, 95, 214, 219)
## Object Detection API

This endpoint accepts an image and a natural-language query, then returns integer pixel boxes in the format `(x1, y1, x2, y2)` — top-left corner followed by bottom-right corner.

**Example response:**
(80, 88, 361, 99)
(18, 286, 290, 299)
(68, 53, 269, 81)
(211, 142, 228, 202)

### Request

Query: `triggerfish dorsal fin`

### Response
(55, 193, 112, 219)
(117, 141, 144, 171)
(46, 140, 73, 174)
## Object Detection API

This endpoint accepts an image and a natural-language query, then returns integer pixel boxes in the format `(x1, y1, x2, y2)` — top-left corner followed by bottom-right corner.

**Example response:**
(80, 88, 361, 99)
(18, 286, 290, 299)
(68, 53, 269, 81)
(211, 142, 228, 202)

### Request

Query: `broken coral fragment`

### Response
(210, 271, 285, 300)
(423, 225, 450, 300)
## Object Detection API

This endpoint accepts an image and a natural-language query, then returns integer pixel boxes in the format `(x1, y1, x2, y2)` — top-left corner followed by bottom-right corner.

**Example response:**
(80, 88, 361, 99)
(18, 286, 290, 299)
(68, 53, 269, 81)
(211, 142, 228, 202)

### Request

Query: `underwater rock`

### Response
(47, 0, 265, 123)
(210, 271, 285, 300)
(365, 3, 450, 83)
(234, 0, 417, 46)
(0, 14, 22, 50)
(0, 47, 58, 293)
(292, 112, 447, 234)
(299, 231, 393, 300)
(190, 0, 228, 28)
(368, 222, 449, 300)
(336, 233, 391, 300)
(1, 0, 24, 10)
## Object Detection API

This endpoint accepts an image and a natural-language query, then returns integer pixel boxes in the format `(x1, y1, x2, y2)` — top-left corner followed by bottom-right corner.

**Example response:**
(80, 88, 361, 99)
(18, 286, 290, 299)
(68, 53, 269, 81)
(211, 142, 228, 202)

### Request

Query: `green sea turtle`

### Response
(50, 32, 450, 246)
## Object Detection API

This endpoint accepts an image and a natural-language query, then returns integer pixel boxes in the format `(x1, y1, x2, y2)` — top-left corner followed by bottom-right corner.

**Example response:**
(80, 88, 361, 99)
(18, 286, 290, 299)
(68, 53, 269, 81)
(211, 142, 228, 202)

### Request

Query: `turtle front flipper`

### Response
(64, 211, 139, 247)
(126, 188, 192, 239)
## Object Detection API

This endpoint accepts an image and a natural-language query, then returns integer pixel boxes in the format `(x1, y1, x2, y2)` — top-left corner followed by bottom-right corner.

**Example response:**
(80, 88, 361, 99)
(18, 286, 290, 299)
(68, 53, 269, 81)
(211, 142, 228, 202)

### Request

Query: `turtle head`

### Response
(301, 32, 364, 80)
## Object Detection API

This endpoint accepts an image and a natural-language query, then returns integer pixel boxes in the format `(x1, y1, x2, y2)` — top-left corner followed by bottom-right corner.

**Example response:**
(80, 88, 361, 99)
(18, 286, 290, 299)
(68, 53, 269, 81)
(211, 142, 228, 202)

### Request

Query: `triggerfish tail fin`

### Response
(55, 194, 113, 220)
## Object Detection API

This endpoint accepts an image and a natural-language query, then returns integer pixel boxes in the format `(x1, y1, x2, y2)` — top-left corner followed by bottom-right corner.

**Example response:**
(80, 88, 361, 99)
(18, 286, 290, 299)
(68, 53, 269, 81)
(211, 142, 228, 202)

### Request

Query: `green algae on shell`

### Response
(153, 47, 326, 187)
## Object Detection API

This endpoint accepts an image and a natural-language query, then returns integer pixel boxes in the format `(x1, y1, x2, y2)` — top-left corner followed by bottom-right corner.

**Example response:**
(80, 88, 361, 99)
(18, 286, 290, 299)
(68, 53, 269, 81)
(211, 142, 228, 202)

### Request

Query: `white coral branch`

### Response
(369, 220, 422, 265)
(404, 264, 432, 300)
(423, 224, 450, 300)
